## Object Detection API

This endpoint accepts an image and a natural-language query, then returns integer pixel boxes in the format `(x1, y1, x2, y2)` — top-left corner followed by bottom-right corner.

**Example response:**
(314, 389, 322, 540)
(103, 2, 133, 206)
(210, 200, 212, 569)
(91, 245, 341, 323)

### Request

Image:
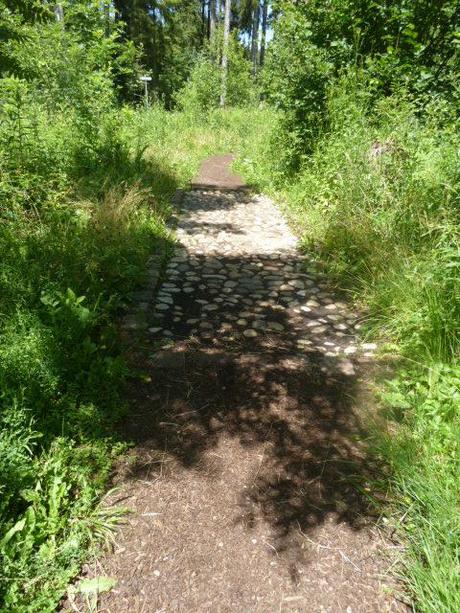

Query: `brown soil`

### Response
(64, 157, 407, 613)
(191, 154, 246, 190)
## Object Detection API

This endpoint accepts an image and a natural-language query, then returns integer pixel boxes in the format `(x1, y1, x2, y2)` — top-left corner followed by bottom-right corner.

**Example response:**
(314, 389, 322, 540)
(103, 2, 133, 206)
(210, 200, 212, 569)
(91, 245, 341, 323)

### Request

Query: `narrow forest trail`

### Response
(73, 157, 404, 612)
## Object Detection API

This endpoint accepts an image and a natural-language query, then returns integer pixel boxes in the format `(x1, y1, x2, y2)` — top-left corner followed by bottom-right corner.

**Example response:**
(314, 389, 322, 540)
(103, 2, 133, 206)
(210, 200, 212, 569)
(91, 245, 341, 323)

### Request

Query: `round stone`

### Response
(362, 342, 377, 351)
(267, 321, 285, 332)
(200, 322, 213, 329)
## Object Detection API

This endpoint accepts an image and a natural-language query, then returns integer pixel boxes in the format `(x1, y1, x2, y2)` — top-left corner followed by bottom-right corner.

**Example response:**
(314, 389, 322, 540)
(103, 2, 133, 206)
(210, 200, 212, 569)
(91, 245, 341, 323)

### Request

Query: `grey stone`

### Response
(267, 321, 285, 332)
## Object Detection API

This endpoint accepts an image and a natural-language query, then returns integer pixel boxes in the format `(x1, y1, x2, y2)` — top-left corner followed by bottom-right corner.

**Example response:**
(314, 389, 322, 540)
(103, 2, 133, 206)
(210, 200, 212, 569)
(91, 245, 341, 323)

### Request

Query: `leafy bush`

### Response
(176, 32, 256, 114)
(263, 0, 460, 168)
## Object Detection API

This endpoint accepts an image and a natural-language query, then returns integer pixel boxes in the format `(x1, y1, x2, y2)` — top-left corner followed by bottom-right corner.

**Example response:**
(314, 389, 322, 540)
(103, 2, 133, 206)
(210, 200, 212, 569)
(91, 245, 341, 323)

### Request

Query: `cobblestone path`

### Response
(150, 188, 375, 365)
(69, 160, 404, 613)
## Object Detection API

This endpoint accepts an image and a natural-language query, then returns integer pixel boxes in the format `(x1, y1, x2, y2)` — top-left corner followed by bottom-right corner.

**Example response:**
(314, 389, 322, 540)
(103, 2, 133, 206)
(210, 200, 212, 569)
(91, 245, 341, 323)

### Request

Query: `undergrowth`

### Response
(0, 82, 172, 609)
(240, 71, 460, 611)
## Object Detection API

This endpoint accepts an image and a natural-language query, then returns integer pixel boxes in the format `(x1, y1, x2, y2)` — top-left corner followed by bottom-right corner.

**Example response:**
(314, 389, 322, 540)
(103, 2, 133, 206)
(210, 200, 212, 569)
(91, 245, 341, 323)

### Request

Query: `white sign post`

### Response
(139, 75, 152, 108)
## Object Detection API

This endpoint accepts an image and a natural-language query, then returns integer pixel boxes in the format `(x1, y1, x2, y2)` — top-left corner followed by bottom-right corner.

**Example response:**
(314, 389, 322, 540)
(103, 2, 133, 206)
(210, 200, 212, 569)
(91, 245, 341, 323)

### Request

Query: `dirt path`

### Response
(71, 156, 404, 612)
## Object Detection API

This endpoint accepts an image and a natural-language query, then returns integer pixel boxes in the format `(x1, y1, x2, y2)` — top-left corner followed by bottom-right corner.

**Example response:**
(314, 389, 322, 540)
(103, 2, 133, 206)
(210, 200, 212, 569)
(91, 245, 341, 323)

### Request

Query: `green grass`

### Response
(377, 364, 460, 612)
(0, 101, 174, 608)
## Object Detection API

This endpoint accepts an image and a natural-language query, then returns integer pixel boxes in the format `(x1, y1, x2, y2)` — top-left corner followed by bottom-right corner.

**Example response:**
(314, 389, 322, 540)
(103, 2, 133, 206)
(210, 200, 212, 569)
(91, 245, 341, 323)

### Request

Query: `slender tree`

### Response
(260, 0, 268, 66)
(251, 0, 260, 74)
(210, 0, 218, 39)
(220, 0, 231, 107)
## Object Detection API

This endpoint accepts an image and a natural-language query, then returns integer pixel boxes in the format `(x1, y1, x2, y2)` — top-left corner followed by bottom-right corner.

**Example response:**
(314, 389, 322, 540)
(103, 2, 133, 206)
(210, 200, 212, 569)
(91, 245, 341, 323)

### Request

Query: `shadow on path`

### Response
(121, 240, 381, 557)
(79, 164, 401, 613)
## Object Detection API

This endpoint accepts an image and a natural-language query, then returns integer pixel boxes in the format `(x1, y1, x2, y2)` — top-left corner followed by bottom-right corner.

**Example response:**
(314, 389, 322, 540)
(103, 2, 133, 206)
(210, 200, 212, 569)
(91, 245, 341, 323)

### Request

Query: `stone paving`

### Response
(68, 184, 405, 613)
(148, 188, 375, 371)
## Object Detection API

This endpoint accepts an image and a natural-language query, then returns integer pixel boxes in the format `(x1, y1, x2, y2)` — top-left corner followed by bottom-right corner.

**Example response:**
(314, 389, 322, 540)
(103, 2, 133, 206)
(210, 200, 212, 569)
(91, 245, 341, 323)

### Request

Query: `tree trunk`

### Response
(103, 2, 111, 37)
(251, 1, 260, 75)
(220, 0, 231, 108)
(54, 4, 64, 23)
(210, 0, 218, 39)
(260, 0, 268, 66)
(202, 0, 207, 39)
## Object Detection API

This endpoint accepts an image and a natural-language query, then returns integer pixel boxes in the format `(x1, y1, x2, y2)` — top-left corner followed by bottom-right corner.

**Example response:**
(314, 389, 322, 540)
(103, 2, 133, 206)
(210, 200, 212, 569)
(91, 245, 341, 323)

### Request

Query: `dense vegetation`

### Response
(242, 2, 460, 610)
(0, 0, 459, 611)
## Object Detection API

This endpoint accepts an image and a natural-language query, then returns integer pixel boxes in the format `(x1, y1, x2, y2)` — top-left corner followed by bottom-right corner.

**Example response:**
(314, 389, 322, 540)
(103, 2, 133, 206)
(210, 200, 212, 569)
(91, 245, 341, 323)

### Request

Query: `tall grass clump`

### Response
(281, 77, 459, 362)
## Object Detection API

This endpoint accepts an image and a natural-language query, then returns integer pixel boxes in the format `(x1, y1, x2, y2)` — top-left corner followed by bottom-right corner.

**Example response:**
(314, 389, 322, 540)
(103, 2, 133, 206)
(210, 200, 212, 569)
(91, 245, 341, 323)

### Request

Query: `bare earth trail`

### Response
(76, 156, 405, 612)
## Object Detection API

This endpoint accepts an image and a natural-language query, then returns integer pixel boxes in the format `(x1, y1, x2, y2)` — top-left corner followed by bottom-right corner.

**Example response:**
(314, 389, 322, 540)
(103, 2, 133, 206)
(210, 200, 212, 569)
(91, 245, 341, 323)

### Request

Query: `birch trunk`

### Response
(260, 0, 268, 66)
(220, 0, 231, 107)
(251, 1, 260, 75)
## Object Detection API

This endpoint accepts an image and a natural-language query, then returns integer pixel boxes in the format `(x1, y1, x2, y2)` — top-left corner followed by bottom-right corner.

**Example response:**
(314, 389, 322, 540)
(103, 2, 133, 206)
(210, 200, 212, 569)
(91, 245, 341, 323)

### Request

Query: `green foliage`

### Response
(377, 365, 460, 612)
(113, 0, 206, 106)
(1, 438, 120, 612)
(250, 4, 460, 608)
(265, 0, 460, 165)
(263, 7, 334, 162)
(176, 56, 222, 112)
(176, 32, 256, 113)
(0, 4, 179, 609)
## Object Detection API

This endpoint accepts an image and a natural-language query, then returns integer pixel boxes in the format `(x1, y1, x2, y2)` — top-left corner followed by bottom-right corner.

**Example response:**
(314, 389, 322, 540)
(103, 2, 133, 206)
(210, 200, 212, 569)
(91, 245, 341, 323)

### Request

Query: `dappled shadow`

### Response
(176, 186, 255, 212)
(118, 187, 380, 565)
(124, 346, 376, 555)
(178, 219, 246, 236)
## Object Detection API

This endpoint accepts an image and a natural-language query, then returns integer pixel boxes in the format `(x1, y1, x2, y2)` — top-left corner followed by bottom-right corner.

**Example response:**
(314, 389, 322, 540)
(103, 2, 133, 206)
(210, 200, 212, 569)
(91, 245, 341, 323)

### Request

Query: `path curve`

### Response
(69, 157, 404, 612)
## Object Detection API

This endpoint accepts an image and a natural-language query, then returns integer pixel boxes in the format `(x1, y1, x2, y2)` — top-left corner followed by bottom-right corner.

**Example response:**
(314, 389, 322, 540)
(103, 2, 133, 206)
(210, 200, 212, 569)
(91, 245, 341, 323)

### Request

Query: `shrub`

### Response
(176, 32, 256, 114)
